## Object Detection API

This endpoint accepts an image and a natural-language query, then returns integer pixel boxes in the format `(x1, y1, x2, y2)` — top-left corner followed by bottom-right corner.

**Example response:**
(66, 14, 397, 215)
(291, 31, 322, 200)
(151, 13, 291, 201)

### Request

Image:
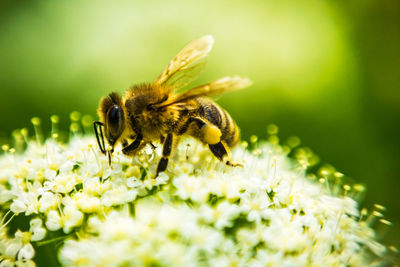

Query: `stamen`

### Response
(0, 213, 16, 231)
(267, 124, 279, 146)
(31, 117, 43, 144)
(51, 115, 59, 140)
(272, 156, 278, 180)
(20, 128, 29, 144)
(240, 141, 248, 159)
(366, 210, 384, 226)
(36, 234, 74, 246)
(319, 169, 332, 195)
(250, 135, 258, 150)
(389, 246, 398, 253)
(250, 135, 258, 144)
(287, 136, 301, 148)
(12, 129, 24, 153)
(0, 209, 12, 226)
(333, 172, 344, 195)
(70, 111, 81, 136)
(266, 124, 279, 135)
(2, 144, 10, 153)
(352, 183, 366, 201)
(81, 115, 94, 135)
(343, 184, 351, 197)
(70, 123, 80, 136)
(359, 208, 368, 221)
(268, 135, 279, 145)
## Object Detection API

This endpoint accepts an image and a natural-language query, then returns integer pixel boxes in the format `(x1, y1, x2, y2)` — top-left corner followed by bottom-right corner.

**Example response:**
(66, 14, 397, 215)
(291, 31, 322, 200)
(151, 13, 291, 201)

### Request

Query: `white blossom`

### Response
(0, 131, 393, 266)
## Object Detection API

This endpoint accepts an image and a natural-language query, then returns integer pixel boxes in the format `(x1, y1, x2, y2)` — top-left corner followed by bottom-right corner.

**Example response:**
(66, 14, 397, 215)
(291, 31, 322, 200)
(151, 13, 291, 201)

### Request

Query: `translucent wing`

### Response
(154, 76, 252, 108)
(154, 35, 214, 90)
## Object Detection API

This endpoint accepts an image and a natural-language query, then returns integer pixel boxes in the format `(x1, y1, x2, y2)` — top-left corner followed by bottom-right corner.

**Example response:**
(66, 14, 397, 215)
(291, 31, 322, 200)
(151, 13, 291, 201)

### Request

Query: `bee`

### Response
(94, 35, 251, 177)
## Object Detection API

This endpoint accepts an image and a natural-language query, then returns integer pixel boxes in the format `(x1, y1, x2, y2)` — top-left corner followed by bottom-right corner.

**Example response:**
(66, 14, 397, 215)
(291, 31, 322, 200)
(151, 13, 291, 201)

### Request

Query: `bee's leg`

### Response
(121, 139, 128, 147)
(122, 133, 143, 156)
(149, 142, 157, 149)
(156, 133, 173, 177)
(209, 141, 243, 167)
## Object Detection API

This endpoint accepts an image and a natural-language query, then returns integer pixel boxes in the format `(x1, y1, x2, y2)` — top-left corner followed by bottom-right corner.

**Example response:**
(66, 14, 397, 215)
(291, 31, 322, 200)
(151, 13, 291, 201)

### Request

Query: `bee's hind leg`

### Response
(155, 133, 173, 178)
(208, 141, 243, 168)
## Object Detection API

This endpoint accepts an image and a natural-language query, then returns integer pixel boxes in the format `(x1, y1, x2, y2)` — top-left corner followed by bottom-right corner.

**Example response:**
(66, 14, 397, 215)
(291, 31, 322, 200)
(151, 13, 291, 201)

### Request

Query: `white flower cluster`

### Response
(0, 130, 391, 266)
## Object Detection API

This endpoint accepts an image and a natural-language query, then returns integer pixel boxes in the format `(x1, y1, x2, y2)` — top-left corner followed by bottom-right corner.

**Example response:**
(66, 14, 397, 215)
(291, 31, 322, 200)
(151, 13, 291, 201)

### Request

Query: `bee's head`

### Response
(95, 92, 125, 162)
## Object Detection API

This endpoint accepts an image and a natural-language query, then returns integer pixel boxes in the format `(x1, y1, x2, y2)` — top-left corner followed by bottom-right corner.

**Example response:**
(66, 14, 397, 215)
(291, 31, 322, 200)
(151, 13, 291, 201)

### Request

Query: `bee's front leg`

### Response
(155, 133, 173, 178)
(122, 133, 143, 156)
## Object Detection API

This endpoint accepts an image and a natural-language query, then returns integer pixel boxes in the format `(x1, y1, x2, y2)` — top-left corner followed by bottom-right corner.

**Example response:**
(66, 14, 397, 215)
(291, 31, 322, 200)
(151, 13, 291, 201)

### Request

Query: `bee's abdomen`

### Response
(196, 99, 240, 147)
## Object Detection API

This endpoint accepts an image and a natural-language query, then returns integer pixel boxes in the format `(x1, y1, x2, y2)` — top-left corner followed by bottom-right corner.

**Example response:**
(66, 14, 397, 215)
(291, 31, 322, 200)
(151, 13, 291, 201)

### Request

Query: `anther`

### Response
(250, 135, 258, 144)
(266, 124, 279, 135)
(2, 144, 10, 152)
(70, 111, 81, 122)
(379, 219, 391, 226)
(374, 204, 386, 211)
(334, 172, 344, 178)
(268, 135, 279, 145)
(287, 136, 301, 148)
(353, 184, 365, 192)
(343, 184, 351, 192)
(389, 246, 398, 253)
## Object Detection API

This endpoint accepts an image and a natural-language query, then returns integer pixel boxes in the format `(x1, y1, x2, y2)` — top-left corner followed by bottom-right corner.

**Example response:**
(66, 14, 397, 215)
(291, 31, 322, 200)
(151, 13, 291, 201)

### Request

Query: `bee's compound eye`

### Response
(109, 106, 121, 122)
(107, 105, 124, 138)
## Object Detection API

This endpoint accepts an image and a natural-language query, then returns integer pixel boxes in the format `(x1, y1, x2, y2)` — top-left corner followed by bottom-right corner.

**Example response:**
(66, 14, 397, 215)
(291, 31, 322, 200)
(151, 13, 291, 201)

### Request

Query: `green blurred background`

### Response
(0, 0, 399, 251)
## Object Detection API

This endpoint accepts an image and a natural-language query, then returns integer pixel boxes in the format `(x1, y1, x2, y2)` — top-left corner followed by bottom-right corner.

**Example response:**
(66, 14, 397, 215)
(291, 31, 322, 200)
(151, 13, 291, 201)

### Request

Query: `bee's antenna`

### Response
(94, 121, 106, 154)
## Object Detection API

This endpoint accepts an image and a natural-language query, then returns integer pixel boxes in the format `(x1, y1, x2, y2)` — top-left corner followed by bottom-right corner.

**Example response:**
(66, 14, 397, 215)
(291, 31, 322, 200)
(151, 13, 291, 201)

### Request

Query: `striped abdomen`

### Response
(195, 98, 240, 147)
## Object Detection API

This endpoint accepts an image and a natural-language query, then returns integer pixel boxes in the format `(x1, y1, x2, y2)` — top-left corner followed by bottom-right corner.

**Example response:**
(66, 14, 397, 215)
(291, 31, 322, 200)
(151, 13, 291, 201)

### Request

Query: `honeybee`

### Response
(94, 35, 251, 177)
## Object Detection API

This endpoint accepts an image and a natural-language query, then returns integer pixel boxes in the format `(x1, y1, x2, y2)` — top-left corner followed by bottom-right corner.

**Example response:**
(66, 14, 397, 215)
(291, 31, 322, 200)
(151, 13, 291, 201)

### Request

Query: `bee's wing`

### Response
(154, 76, 252, 108)
(154, 35, 214, 90)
